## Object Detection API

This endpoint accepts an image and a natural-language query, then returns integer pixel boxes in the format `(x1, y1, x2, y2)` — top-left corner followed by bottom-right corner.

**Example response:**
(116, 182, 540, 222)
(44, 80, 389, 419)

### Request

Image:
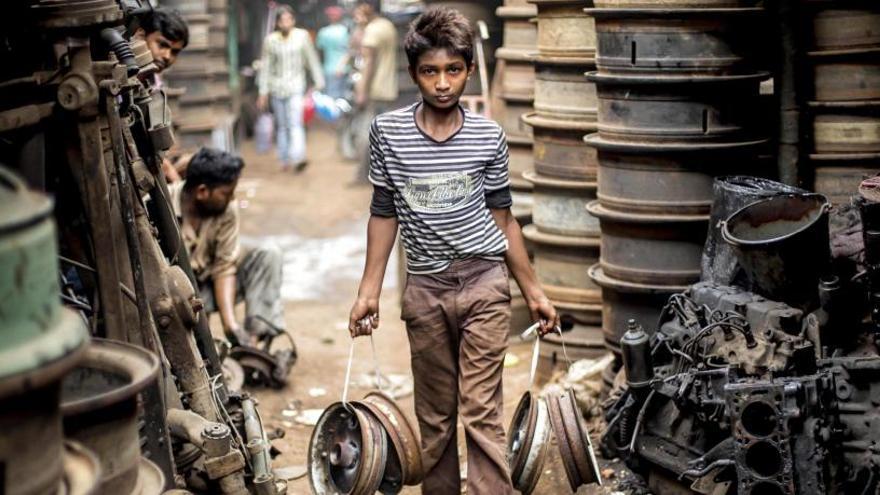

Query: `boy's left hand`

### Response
(528, 296, 560, 336)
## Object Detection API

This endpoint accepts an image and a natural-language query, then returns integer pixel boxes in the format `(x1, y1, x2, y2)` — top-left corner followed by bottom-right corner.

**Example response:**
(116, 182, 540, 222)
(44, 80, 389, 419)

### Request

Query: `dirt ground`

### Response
(226, 123, 627, 494)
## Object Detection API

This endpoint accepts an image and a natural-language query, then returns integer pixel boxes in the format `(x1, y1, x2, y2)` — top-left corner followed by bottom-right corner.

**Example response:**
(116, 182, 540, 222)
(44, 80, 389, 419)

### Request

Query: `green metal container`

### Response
(0, 166, 89, 397)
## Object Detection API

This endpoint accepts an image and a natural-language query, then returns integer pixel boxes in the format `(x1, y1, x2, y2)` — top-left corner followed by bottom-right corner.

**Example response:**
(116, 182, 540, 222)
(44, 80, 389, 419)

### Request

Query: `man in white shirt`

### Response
(256, 5, 325, 172)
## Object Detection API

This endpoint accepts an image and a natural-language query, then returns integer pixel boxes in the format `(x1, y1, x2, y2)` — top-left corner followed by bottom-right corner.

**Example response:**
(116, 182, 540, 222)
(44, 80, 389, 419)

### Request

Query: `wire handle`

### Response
(341, 329, 385, 408)
(528, 336, 540, 389)
(341, 339, 355, 407)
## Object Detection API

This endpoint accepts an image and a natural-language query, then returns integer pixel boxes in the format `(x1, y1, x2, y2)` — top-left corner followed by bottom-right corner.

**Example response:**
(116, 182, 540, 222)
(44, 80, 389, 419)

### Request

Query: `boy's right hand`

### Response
(349, 297, 379, 338)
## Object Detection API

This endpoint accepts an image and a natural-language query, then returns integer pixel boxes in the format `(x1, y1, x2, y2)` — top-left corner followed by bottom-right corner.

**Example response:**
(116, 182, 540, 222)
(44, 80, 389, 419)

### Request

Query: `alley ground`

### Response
(226, 122, 622, 494)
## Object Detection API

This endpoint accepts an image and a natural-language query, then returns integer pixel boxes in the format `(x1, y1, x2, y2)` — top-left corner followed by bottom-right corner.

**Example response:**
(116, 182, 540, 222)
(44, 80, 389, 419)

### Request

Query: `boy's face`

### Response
(410, 48, 474, 111)
(136, 29, 185, 72)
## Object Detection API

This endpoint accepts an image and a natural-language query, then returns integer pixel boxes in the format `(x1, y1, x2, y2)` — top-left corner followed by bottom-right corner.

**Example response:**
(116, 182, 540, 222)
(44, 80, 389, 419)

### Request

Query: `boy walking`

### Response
(348, 8, 559, 495)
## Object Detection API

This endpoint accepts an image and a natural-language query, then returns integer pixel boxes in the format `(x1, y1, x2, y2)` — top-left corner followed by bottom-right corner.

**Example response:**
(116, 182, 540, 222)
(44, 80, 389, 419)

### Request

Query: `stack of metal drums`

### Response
(0, 168, 97, 495)
(494, 0, 539, 335)
(523, 0, 606, 379)
(584, 0, 770, 378)
(806, 1, 880, 203)
(161, 0, 236, 151)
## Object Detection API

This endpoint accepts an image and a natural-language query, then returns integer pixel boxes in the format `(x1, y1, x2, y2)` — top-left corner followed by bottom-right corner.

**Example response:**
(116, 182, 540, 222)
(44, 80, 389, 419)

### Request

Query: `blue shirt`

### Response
(316, 23, 350, 77)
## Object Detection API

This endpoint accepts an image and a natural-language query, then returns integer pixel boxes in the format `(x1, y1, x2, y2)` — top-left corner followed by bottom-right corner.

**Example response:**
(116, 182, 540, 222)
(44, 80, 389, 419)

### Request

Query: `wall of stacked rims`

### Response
(582, 0, 773, 385)
(804, 1, 880, 203)
(522, 0, 608, 383)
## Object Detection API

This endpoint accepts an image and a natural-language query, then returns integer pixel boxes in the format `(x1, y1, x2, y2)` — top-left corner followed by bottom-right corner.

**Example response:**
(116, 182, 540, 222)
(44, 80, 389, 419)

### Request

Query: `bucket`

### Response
(721, 193, 831, 309)
(702, 176, 804, 285)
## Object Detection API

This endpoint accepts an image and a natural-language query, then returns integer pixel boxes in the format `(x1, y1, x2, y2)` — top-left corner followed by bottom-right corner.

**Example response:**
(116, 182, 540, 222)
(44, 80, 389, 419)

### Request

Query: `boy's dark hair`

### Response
(183, 148, 245, 191)
(274, 5, 295, 30)
(404, 7, 474, 68)
(138, 7, 189, 47)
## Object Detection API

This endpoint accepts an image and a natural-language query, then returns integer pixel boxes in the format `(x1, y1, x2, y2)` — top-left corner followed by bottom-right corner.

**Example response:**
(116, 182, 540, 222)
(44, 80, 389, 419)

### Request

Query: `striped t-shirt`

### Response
(369, 103, 512, 274)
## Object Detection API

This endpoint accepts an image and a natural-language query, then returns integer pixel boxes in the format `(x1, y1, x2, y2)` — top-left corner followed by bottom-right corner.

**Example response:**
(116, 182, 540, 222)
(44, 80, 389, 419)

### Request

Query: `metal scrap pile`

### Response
(602, 180, 880, 494)
(0, 1, 283, 493)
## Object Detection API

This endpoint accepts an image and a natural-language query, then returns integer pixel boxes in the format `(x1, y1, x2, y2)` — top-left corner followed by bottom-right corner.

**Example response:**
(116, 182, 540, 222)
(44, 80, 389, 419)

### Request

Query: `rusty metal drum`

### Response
(809, 7, 880, 52)
(524, 171, 600, 237)
(164, 65, 230, 102)
(534, 57, 598, 122)
(810, 101, 880, 153)
(586, 134, 766, 215)
(590, 8, 765, 76)
(588, 72, 769, 145)
(497, 5, 538, 52)
(810, 50, 880, 102)
(182, 14, 210, 51)
(811, 153, 880, 204)
(500, 97, 536, 142)
(497, 51, 536, 101)
(509, 139, 535, 190)
(522, 224, 601, 305)
(523, 112, 599, 181)
(530, 0, 596, 60)
(587, 201, 708, 286)
(61, 339, 160, 495)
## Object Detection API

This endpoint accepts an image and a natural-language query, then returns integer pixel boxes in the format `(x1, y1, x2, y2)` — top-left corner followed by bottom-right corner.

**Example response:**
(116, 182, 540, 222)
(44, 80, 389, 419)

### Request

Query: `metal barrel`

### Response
(531, 0, 596, 60)
(0, 167, 90, 495)
(516, 0, 603, 372)
(805, 2, 880, 201)
(162, 0, 236, 151)
(61, 339, 162, 495)
(494, 0, 540, 334)
(590, 7, 765, 76)
(584, 5, 771, 358)
(522, 225, 601, 305)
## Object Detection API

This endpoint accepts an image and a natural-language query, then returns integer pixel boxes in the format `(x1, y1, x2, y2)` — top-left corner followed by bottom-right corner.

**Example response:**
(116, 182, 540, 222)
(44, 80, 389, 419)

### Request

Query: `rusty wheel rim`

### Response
(546, 386, 580, 492)
(362, 391, 424, 486)
(560, 388, 602, 486)
(353, 407, 388, 495)
(508, 392, 552, 495)
(308, 402, 386, 495)
(508, 392, 537, 484)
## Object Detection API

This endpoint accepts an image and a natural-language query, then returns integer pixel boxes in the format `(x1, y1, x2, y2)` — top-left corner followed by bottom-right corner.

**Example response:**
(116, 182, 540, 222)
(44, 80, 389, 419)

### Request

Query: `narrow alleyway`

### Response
(225, 123, 614, 494)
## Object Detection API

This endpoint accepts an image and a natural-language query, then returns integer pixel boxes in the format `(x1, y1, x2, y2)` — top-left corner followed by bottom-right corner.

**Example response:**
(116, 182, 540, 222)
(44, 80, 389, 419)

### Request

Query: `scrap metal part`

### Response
(360, 391, 424, 487)
(309, 402, 388, 495)
(60, 338, 160, 495)
(546, 385, 603, 492)
(507, 391, 552, 495)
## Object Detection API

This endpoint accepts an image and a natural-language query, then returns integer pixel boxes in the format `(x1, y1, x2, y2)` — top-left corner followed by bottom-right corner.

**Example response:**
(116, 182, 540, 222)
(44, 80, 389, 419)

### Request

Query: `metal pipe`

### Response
(241, 398, 272, 483)
(772, 0, 806, 185)
(104, 89, 160, 354)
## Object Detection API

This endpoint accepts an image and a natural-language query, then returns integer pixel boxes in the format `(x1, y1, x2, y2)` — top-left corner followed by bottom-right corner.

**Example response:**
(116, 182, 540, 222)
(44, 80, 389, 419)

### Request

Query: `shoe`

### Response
(294, 160, 309, 173)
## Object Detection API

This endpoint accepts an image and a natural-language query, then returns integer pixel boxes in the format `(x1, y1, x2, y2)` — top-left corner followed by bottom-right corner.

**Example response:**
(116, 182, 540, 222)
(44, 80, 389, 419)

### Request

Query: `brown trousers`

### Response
(401, 258, 514, 495)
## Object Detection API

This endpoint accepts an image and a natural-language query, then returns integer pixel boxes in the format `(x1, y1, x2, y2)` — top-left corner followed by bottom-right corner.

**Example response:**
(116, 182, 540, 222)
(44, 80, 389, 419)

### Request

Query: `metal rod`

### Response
(772, 0, 805, 186)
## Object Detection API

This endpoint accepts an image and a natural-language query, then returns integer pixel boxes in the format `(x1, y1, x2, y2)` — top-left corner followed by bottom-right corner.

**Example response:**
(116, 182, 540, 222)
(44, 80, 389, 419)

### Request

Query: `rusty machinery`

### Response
(601, 179, 880, 494)
(0, 1, 283, 493)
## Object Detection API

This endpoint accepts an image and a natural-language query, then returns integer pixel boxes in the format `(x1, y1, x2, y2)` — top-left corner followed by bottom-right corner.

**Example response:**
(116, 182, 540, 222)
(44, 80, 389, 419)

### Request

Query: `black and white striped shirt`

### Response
(369, 103, 512, 274)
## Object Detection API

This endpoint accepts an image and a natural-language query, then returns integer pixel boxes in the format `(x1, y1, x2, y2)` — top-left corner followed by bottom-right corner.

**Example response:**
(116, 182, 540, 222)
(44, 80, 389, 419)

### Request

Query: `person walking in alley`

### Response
(352, 1, 398, 183)
(257, 5, 325, 172)
(316, 5, 350, 99)
(347, 8, 559, 494)
(168, 148, 287, 348)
